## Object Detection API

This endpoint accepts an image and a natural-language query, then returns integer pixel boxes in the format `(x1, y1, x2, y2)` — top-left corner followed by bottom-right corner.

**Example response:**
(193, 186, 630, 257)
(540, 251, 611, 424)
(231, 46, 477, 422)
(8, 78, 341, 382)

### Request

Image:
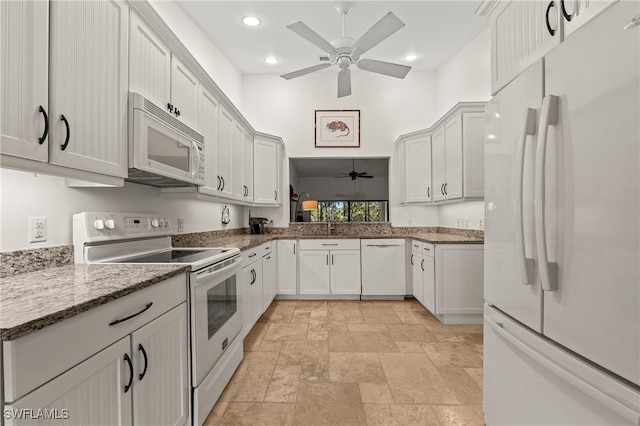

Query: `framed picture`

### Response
(315, 110, 360, 148)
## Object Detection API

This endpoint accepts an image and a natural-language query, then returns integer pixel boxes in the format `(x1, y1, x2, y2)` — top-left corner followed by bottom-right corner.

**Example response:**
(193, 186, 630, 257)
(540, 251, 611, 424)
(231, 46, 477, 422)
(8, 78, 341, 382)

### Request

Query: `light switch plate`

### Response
(177, 218, 184, 232)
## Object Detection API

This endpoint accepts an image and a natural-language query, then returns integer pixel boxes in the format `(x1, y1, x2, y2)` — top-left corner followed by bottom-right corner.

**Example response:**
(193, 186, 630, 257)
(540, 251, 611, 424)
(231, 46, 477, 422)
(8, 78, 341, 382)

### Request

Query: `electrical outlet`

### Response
(29, 217, 47, 242)
(464, 217, 469, 228)
(479, 217, 485, 229)
(177, 218, 184, 232)
(456, 218, 462, 228)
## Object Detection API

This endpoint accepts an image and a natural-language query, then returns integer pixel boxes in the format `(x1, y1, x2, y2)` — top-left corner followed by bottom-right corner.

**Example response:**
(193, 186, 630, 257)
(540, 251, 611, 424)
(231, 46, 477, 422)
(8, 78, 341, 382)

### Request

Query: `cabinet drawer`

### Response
(422, 243, 435, 257)
(3, 274, 187, 403)
(242, 246, 261, 268)
(298, 239, 360, 250)
(411, 240, 423, 252)
(261, 242, 272, 255)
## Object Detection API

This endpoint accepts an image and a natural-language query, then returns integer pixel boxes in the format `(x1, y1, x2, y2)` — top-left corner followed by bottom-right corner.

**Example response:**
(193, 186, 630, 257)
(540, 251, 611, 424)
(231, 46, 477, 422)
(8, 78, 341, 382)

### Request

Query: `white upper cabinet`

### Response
(170, 56, 199, 129)
(129, 12, 199, 129)
(254, 135, 281, 205)
(242, 130, 254, 201)
(197, 86, 219, 193)
(232, 122, 244, 200)
(431, 127, 446, 202)
(443, 115, 463, 200)
(129, 12, 171, 110)
(395, 141, 407, 204)
(217, 105, 234, 197)
(488, 1, 561, 95)
(48, 0, 128, 177)
(403, 132, 432, 203)
(562, 0, 618, 37)
(0, 0, 49, 163)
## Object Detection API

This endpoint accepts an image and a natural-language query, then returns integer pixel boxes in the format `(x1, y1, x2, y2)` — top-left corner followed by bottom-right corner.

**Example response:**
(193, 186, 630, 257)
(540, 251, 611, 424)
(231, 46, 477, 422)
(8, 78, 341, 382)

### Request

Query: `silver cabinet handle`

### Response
(421, 259, 424, 271)
(326, 254, 329, 265)
(322, 243, 338, 246)
(248, 253, 257, 258)
(293, 243, 296, 254)
(109, 303, 153, 326)
(331, 254, 334, 265)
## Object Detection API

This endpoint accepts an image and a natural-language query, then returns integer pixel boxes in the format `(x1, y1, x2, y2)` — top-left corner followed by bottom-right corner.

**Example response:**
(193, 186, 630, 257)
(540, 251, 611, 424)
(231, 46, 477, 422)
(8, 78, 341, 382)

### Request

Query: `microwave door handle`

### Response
(516, 108, 537, 285)
(191, 140, 199, 180)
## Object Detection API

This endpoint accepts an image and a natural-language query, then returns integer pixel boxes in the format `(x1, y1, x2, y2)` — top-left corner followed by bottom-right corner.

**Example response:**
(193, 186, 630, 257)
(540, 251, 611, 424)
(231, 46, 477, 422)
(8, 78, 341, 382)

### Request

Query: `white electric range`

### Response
(73, 212, 243, 426)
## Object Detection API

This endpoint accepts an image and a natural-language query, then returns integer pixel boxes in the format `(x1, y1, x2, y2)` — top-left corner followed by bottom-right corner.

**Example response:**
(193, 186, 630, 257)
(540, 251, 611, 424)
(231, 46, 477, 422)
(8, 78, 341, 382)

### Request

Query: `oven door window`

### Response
(207, 275, 237, 339)
(148, 127, 190, 172)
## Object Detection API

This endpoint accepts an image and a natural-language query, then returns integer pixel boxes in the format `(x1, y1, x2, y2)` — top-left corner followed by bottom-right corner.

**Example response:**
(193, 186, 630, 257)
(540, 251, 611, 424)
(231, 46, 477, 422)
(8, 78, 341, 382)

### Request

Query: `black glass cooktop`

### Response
(116, 248, 230, 264)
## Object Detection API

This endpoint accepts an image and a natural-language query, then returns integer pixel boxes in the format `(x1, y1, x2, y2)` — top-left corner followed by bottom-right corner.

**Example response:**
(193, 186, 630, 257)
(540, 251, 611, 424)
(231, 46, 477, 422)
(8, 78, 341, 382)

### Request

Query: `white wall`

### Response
(439, 201, 485, 230)
(435, 28, 491, 118)
(149, 0, 244, 109)
(0, 169, 244, 251)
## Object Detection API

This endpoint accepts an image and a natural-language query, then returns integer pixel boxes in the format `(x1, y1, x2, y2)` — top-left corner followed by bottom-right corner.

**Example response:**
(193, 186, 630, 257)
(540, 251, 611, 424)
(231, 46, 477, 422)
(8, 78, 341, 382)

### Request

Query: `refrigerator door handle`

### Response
(534, 95, 559, 291)
(516, 108, 538, 285)
(485, 314, 640, 424)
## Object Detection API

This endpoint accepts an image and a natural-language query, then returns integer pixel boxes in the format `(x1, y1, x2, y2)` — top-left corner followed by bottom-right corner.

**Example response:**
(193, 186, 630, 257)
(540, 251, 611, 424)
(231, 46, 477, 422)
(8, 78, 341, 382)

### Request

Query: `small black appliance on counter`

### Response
(249, 217, 269, 234)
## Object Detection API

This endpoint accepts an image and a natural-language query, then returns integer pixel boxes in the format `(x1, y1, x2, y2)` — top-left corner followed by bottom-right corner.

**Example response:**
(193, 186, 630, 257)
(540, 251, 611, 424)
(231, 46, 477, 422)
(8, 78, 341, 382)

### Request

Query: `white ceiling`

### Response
(291, 158, 389, 178)
(175, 1, 487, 75)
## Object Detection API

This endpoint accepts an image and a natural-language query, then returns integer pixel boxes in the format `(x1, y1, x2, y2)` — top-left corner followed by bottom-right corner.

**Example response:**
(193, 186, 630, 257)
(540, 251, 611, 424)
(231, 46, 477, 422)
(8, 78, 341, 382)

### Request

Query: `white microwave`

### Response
(127, 92, 205, 187)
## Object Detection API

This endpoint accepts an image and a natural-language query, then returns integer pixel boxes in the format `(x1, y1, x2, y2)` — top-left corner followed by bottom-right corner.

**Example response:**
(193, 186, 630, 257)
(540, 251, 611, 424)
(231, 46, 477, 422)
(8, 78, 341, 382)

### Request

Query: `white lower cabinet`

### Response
(241, 258, 262, 338)
(262, 250, 276, 311)
(298, 240, 361, 297)
(131, 304, 189, 426)
(5, 337, 132, 426)
(276, 240, 297, 295)
(410, 241, 483, 324)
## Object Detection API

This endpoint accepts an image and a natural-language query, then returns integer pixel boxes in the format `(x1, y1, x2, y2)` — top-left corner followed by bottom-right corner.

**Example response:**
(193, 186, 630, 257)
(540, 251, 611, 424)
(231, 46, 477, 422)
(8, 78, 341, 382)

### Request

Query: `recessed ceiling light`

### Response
(264, 56, 279, 65)
(403, 53, 419, 62)
(242, 16, 261, 27)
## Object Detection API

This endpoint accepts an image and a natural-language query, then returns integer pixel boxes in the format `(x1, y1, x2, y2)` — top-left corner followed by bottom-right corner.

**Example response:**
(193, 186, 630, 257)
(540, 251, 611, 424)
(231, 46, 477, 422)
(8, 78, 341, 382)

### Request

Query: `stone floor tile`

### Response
(432, 405, 484, 425)
(421, 342, 483, 368)
(328, 330, 399, 353)
(437, 366, 483, 405)
(294, 382, 366, 425)
(219, 402, 295, 425)
(263, 323, 309, 341)
(395, 341, 424, 353)
(256, 339, 284, 352)
(360, 304, 403, 324)
(358, 383, 394, 404)
(243, 322, 268, 352)
(363, 404, 439, 425)
(378, 352, 459, 404)
(465, 367, 483, 388)
(290, 311, 311, 323)
(329, 352, 386, 384)
(202, 401, 228, 425)
(278, 340, 330, 382)
(219, 352, 279, 402)
(384, 323, 438, 342)
(264, 365, 302, 403)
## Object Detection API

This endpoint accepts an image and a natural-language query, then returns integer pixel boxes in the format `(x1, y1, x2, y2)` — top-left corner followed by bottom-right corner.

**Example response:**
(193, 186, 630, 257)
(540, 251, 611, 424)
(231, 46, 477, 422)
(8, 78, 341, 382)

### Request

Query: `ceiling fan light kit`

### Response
(280, 2, 412, 98)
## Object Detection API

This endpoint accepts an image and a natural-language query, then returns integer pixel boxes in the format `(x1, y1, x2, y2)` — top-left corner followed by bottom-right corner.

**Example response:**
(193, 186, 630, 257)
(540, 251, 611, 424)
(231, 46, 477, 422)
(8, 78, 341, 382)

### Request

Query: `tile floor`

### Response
(204, 299, 484, 425)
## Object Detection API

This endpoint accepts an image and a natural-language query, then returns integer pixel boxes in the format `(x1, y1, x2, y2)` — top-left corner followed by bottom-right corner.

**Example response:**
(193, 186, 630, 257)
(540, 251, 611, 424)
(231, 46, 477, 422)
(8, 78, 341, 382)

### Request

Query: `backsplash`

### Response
(0, 246, 74, 278)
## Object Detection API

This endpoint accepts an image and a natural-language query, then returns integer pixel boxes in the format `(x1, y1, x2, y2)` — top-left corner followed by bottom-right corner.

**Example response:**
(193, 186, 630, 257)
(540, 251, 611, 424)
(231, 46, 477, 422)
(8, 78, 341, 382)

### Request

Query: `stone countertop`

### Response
(0, 264, 189, 341)
(174, 232, 483, 252)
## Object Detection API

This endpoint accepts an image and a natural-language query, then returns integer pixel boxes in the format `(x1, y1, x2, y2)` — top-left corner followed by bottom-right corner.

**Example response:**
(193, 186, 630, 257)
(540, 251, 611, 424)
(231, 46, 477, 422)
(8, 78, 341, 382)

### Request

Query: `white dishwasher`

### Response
(360, 239, 406, 298)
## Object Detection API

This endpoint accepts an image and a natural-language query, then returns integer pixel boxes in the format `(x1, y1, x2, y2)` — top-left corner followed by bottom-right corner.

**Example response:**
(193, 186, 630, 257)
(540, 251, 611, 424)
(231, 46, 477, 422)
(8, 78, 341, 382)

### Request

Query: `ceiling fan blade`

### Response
(337, 68, 351, 98)
(281, 63, 332, 80)
(352, 12, 405, 57)
(358, 175, 374, 178)
(356, 172, 370, 176)
(287, 21, 337, 55)
(334, 176, 352, 178)
(357, 59, 411, 79)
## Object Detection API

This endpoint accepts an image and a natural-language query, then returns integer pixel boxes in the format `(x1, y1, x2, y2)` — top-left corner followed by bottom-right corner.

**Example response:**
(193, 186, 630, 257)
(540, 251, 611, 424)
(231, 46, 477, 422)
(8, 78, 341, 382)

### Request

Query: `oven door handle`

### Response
(194, 256, 241, 284)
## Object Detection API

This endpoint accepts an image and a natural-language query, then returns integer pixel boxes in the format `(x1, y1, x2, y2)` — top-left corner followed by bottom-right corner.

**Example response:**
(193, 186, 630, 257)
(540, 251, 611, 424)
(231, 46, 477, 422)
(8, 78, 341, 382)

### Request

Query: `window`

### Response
(309, 201, 388, 222)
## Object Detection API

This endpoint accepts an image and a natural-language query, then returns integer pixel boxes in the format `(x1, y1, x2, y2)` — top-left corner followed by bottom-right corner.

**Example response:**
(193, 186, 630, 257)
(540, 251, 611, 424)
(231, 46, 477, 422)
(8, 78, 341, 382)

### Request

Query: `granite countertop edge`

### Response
(0, 265, 190, 341)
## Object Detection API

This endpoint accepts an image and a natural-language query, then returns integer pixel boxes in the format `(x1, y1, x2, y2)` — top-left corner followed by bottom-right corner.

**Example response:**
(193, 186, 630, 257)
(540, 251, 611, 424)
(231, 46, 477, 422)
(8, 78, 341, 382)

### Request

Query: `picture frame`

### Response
(314, 110, 360, 148)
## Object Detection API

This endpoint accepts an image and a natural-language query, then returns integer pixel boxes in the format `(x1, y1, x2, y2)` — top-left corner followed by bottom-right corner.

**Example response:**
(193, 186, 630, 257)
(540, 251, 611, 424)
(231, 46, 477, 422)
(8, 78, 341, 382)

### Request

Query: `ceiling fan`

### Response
(280, 1, 411, 98)
(335, 159, 374, 180)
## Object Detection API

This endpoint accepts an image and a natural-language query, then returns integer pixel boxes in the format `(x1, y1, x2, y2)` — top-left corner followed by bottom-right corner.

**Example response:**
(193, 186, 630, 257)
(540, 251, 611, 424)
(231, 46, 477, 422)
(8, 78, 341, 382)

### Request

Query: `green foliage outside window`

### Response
(309, 201, 387, 222)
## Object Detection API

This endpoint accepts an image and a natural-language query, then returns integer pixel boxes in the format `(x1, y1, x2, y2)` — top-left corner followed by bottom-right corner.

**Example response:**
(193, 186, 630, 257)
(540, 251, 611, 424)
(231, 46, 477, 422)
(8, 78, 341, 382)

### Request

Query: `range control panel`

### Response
(73, 212, 172, 244)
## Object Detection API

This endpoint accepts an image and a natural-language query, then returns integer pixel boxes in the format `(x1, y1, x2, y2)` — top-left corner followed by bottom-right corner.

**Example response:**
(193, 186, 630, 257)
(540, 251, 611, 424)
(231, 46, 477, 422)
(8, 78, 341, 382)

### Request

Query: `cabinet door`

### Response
(431, 127, 446, 202)
(251, 261, 264, 325)
(232, 122, 244, 199)
(395, 141, 406, 204)
(5, 337, 132, 426)
(49, 0, 128, 177)
(562, 0, 617, 38)
(299, 251, 330, 295)
(253, 139, 278, 204)
(0, 0, 48, 162)
(404, 134, 432, 203)
(277, 240, 298, 295)
(422, 255, 435, 314)
(243, 130, 254, 201)
(170, 56, 199, 129)
(436, 246, 484, 315)
(262, 254, 275, 311)
(132, 303, 189, 426)
(198, 86, 219, 192)
(412, 253, 424, 304)
(129, 12, 171, 109)
(217, 105, 233, 196)
(490, 0, 561, 94)
(330, 250, 362, 295)
(444, 115, 463, 200)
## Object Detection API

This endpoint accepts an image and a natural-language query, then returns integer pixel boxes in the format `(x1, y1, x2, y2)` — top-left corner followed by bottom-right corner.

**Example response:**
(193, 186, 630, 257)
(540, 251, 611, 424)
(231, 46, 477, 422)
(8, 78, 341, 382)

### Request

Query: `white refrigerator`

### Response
(483, 1, 640, 424)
